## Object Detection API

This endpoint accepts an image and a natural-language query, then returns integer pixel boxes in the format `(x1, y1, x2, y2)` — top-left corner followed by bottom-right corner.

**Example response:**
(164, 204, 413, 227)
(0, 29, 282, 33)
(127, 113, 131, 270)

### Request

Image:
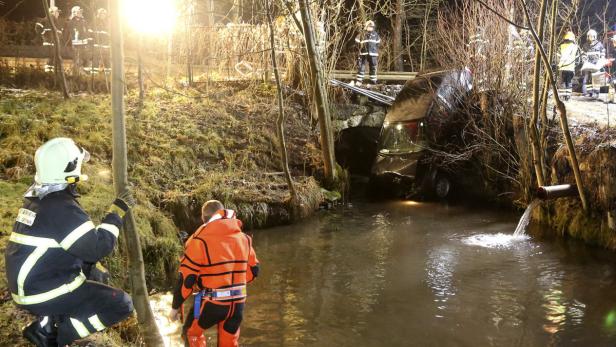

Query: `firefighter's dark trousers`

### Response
(20, 281, 134, 346)
(561, 70, 574, 89)
(183, 299, 245, 347)
(357, 55, 378, 84)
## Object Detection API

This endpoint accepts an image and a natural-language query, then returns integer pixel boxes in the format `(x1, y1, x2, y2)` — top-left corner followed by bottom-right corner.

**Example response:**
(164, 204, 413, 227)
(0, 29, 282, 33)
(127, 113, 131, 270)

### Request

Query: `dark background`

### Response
(1, 0, 615, 31)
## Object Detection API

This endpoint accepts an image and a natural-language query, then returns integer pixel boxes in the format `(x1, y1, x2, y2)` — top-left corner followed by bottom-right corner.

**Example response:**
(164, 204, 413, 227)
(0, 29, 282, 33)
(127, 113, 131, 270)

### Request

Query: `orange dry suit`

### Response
(171, 209, 259, 347)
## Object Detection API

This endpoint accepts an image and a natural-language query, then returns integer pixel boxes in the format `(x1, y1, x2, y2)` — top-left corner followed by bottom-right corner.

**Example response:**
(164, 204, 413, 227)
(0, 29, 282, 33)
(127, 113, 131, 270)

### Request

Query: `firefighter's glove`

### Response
(107, 197, 131, 218)
(118, 189, 136, 207)
(90, 262, 111, 284)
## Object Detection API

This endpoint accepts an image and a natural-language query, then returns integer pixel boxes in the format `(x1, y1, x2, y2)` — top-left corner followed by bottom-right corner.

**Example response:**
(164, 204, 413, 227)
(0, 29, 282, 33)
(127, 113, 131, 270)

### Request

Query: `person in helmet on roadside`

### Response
(557, 31, 579, 100)
(353, 20, 381, 87)
(4, 138, 134, 347)
(581, 29, 606, 97)
(34, 6, 63, 72)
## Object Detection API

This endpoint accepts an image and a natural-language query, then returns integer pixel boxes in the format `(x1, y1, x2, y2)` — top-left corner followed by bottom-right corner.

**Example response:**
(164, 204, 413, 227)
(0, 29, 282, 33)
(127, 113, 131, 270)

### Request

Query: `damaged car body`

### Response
(370, 69, 473, 199)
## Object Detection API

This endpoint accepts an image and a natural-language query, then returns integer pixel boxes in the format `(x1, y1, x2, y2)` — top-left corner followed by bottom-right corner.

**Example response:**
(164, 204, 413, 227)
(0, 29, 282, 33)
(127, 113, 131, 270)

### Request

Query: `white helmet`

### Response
(365, 20, 375, 29)
(587, 29, 597, 41)
(71, 5, 81, 18)
(34, 138, 90, 185)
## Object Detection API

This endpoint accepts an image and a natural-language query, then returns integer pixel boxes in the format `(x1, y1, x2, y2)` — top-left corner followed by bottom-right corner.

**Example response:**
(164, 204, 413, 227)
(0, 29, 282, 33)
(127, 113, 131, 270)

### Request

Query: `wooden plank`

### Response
(331, 69, 418, 76)
(329, 72, 416, 81)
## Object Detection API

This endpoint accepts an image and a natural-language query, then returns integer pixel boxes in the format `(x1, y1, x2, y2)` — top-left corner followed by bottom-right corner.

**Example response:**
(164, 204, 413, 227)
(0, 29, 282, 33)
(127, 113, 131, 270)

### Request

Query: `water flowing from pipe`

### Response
(513, 199, 540, 236)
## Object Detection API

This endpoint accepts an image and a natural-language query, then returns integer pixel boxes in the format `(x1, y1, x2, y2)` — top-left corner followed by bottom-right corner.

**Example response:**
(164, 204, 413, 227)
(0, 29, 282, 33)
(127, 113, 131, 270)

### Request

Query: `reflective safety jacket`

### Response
(355, 31, 381, 56)
(172, 209, 259, 309)
(558, 42, 579, 72)
(5, 188, 122, 306)
(35, 18, 63, 46)
(583, 40, 606, 64)
(63, 17, 88, 46)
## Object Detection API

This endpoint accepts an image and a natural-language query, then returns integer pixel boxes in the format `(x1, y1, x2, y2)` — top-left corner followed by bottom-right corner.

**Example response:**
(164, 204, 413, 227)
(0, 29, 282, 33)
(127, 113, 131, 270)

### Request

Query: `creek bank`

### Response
(529, 125, 616, 249)
(0, 83, 324, 346)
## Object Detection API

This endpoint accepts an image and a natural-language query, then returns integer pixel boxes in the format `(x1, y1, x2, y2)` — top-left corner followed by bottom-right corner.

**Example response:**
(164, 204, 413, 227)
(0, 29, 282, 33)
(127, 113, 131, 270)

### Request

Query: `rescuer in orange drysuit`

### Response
(169, 200, 259, 347)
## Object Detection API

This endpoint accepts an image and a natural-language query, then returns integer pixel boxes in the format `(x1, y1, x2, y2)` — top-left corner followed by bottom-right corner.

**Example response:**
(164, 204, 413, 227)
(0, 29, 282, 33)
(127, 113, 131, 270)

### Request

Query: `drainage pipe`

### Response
(536, 184, 578, 200)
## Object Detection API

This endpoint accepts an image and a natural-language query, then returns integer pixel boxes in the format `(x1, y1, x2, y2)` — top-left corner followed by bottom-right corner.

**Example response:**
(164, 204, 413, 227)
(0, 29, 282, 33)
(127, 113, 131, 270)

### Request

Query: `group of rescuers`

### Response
(4, 138, 260, 347)
(556, 27, 616, 99)
(36, 5, 110, 73)
(349, 19, 616, 100)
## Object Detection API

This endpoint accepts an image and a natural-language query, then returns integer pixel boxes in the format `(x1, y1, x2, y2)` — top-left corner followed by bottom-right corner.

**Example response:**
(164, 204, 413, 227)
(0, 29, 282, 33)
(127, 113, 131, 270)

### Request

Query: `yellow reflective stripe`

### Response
(88, 315, 106, 331)
(12, 273, 86, 305)
(98, 223, 119, 238)
(70, 318, 90, 338)
(60, 221, 95, 249)
(17, 247, 48, 297)
(9, 233, 61, 248)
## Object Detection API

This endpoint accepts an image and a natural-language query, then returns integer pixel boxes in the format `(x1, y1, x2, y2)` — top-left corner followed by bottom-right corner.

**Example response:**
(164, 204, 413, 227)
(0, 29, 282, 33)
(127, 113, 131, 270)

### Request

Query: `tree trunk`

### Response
(166, 32, 172, 83)
(519, 0, 588, 212)
(357, 0, 367, 24)
(538, 0, 558, 179)
(420, 1, 433, 71)
(528, 0, 548, 187)
(138, 35, 145, 103)
(41, 0, 69, 99)
(109, 1, 164, 345)
(266, 0, 297, 202)
(393, 0, 404, 71)
(230, 0, 241, 22)
(186, 0, 194, 86)
(298, 0, 336, 182)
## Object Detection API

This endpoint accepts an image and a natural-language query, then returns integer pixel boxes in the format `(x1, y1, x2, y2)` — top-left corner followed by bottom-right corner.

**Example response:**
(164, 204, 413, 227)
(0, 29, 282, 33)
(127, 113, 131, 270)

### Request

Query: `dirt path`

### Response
(552, 95, 616, 127)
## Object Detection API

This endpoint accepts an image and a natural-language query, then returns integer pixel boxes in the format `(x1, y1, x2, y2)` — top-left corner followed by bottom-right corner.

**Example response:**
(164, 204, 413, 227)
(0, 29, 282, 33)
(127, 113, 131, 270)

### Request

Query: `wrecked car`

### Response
(370, 69, 473, 199)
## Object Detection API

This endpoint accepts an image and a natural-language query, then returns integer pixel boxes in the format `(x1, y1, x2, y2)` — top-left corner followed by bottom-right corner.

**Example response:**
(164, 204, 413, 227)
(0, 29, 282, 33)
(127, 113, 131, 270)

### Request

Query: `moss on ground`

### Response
(0, 83, 323, 345)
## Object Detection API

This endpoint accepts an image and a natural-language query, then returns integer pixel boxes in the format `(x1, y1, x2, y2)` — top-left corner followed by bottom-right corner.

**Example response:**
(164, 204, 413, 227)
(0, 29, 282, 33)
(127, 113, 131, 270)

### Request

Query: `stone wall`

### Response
(333, 104, 387, 132)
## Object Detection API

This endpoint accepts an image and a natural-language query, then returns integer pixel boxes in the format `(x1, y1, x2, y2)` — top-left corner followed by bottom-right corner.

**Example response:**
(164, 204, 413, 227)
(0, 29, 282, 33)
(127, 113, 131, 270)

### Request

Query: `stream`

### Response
(150, 200, 616, 346)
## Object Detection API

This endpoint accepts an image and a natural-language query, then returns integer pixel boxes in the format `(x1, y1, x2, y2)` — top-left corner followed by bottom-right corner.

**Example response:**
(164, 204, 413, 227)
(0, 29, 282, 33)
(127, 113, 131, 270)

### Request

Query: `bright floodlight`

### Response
(122, 0, 177, 35)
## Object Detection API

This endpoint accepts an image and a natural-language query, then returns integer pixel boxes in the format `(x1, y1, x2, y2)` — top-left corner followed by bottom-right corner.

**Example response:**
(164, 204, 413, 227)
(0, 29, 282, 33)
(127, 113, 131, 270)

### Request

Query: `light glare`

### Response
(123, 0, 177, 35)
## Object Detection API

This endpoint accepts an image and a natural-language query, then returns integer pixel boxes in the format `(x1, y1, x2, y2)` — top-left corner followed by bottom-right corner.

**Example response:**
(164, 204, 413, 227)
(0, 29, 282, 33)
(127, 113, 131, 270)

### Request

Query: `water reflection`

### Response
(425, 246, 458, 315)
(462, 233, 529, 248)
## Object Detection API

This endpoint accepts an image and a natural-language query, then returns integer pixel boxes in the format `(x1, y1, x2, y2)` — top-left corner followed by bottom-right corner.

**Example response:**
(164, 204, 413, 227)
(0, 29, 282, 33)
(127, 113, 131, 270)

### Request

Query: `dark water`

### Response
(241, 203, 616, 346)
(153, 201, 616, 346)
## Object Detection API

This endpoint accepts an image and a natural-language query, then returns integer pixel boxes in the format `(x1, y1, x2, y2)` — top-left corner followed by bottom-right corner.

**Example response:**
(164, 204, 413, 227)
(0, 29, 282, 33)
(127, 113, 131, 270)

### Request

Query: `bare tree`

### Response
(518, 0, 588, 211)
(186, 0, 194, 86)
(392, 0, 404, 71)
(420, 0, 435, 71)
(109, 0, 164, 345)
(298, 0, 336, 182)
(266, 0, 297, 202)
(528, 0, 548, 187)
(138, 35, 145, 103)
(41, 0, 69, 99)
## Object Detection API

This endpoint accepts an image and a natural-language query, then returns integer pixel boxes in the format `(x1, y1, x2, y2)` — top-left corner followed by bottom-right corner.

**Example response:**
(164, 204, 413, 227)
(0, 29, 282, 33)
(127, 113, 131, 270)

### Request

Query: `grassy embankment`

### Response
(0, 83, 323, 345)
(530, 124, 616, 249)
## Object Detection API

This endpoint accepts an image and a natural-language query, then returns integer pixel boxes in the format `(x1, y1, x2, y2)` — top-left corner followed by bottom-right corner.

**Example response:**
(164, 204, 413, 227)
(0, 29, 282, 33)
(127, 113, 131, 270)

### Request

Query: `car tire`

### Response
(434, 174, 451, 199)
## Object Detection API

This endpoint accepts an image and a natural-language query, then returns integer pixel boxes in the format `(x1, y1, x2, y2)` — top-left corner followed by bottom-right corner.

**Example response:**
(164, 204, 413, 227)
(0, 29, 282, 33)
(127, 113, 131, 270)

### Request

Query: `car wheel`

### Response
(434, 174, 451, 199)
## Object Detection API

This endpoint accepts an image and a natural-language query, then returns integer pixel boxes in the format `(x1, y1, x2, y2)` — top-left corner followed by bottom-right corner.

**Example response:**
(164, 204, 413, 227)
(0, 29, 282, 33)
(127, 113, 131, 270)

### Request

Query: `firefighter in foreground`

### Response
(353, 20, 381, 86)
(4, 138, 134, 347)
(169, 200, 260, 347)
